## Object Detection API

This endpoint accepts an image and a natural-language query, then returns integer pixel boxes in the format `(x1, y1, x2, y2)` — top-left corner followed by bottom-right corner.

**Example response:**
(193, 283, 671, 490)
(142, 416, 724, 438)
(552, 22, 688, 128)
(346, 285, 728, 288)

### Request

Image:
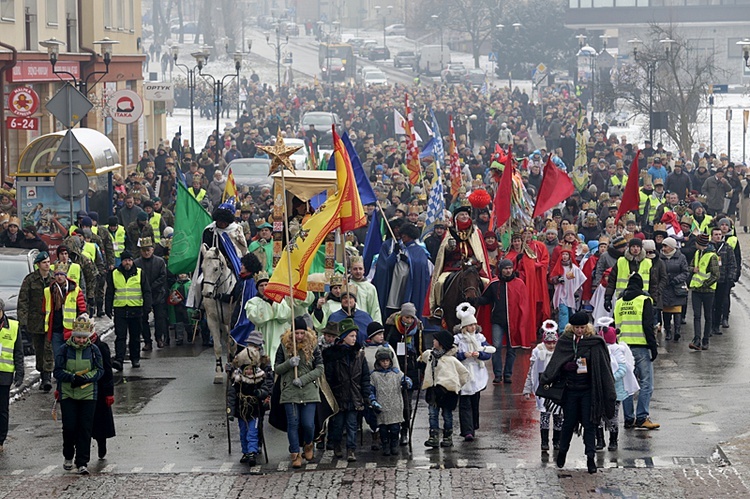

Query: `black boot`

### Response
(399, 426, 409, 446)
(540, 429, 550, 451)
(595, 427, 606, 451)
(440, 429, 453, 448)
(552, 430, 561, 450)
(665, 323, 672, 341)
(97, 438, 107, 459)
(587, 455, 597, 473)
(370, 430, 380, 451)
(96, 302, 105, 318)
(41, 372, 52, 392)
(607, 431, 618, 451)
(674, 324, 681, 342)
(556, 449, 567, 468)
(424, 429, 440, 448)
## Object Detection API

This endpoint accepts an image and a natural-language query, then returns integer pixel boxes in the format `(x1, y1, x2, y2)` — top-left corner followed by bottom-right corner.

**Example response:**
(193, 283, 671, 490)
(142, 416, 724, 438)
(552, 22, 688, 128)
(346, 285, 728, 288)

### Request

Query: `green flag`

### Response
(168, 182, 212, 275)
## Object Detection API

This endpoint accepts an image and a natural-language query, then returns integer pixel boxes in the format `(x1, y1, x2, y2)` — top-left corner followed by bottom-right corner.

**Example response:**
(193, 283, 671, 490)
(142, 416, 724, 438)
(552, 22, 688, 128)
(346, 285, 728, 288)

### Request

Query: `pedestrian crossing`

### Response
(4, 454, 699, 476)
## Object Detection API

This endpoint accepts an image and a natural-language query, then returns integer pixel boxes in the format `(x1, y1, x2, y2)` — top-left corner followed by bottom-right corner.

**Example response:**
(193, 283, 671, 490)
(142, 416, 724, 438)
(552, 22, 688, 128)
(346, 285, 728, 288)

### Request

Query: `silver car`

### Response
(0, 247, 39, 320)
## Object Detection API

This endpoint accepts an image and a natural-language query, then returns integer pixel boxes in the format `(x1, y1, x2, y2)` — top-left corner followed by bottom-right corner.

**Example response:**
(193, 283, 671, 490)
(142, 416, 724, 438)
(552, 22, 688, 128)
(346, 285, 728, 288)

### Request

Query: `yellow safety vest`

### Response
(692, 215, 713, 235)
(726, 235, 738, 250)
(149, 212, 162, 244)
(615, 256, 652, 294)
(189, 187, 206, 202)
(82, 241, 97, 262)
(611, 174, 628, 187)
(52, 262, 81, 288)
(0, 319, 19, 373)
(110, 226, 126, 258)
(112, 267, 144, 307)
(689, 251, 717, 290)
(43, 285, 80, 332)
(614, 294, 650, 346)
(638, 192, 661, 224)
(91, 226, 99, 235)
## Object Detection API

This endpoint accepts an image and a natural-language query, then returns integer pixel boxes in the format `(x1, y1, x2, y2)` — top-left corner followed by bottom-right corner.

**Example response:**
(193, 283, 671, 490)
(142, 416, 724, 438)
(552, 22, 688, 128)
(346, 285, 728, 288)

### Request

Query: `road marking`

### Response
(516, 459, 527, 468)
(696, 421, 720, 433)
(160, 463, 175, 473)
(220, 462, 233, 472)
(634, 459, 646, 468)
(365, 462, 377, 469)
(39, 465, 57, 475)
(486, 462, 497, 469)
(11, 470, 24, 475)
(101, 464, 116, 473)
(335, 460, 348, 468)
(456, 459, 468, 468)
(191, 466, 202, 473)
(277, 461, 289, 471)
(131, 467, 143, 473)
(306, 463, 317, 470)
(396, 459, 407, 468)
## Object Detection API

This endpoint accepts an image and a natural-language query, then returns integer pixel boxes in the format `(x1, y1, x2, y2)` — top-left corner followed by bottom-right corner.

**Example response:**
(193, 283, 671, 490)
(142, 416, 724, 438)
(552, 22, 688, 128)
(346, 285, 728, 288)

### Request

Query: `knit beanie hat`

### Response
(642, 239, 656, 252)
(434, 329, 455, 351)
(662, 237, 678, 249)
(367, 322, 385, 338)
(628, 238, 642, 247)
(696, 233, 710, 247)
(294, 316, 308, 332)
(498, 259, 513, 270)
(400, 302, 416, 318)
(568, 311, 589, 326)
(611, 236, 627, 249)
(601, 326, 617, 345)
(455, 302, 478, 329)
(246, 331, 263, 348)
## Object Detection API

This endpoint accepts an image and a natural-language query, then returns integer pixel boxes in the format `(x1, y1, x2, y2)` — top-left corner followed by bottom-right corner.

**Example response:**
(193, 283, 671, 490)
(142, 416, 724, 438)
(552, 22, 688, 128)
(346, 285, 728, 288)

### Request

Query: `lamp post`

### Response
(265, 24, 289, 90)
(576, 34, 597, 124)
(193, 48, 242, 157)
(628, 37, 675, 144)
(496, 23, 522, 89)
(431, 14, 444, 70)
(374, 5, 393, 49)
(172, 45, 203, 151)
(738, 38, 750, 68)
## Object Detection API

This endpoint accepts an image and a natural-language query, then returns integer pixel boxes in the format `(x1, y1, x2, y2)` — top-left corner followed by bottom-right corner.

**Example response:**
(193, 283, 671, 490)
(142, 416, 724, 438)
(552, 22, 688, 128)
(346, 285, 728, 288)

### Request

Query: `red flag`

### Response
(532, 156, 575, 218)
(615, 149, 641, 224)
(493, 145, 514, 228)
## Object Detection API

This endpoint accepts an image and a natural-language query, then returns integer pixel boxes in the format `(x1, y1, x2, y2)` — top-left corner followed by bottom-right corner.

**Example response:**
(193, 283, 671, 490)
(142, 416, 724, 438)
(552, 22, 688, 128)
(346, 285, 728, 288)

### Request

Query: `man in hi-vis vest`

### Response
(105, 250, 152, 371)
(0, 298, 24, 452)
(614, 272, 659, 431)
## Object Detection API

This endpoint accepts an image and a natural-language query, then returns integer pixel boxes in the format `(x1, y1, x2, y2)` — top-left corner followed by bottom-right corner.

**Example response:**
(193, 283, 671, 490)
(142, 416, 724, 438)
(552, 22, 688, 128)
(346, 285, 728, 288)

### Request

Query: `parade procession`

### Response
(2, 0, 750, 496)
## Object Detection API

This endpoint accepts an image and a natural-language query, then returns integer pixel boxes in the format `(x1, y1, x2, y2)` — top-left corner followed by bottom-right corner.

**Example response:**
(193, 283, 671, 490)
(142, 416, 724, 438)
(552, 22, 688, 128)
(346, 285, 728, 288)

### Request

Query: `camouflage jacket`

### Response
(64, 236, 99, 299)
(125, 221, 155, 253)
(17, 269, 52, 333)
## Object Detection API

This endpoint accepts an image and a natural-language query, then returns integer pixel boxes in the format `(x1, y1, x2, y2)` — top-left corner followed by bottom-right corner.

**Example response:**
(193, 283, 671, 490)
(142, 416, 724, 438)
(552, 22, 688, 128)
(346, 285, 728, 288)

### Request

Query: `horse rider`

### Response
(430, 205, 493, 318)
(134, 237, 169, 350)
(106, 250, 152, 371)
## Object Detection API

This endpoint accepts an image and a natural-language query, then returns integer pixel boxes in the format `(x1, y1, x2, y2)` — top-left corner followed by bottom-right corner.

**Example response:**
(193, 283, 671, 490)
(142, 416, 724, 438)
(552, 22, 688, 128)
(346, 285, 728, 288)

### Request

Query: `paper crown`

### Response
(71, 315, 94, 337)
(349, 255, 363, 265)
(560, 242, 575, 251)
(695, 194, 708, 205)
(605, 217, 616, 226)
(53, 262, 70, 274)
(545, 220, 558, 231)
(653, 223, 667, 234)
(138, 237, 154, 248)
(563, 224, 578, 234)
(254, 271, 270, 283)
(623, 213, 636, 223)
(329, 273, 345, 287)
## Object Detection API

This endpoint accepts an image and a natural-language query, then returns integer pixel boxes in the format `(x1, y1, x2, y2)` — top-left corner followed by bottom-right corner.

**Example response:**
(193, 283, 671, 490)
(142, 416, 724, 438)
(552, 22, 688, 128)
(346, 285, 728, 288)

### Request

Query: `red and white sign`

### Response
(6, 116, 39, 130)
(8, 86, 40, 117)
(7, 60, 80, 83)
(106, 89, 143, 124)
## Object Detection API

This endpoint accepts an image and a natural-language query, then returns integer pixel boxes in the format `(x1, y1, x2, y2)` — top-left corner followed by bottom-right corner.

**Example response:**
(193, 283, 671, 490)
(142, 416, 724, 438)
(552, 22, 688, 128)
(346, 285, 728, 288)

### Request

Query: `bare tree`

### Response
(433, 0, 504, 69)
(613, 25, 727, 156)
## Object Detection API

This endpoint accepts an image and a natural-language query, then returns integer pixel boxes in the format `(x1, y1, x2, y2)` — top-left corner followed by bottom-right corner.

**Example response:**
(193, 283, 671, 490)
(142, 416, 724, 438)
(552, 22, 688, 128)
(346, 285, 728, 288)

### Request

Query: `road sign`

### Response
(536, 63, 547, 74)
(54, 167, 89, 201)
(8, 86, 40, 117)
(488, 52, 497, 62)
(50, 129, 91, 167)
(6, 116, 39, 130)
(711, 84, 728, 94)
(106, 89, 143, 124)
(46, 82, 93, 128)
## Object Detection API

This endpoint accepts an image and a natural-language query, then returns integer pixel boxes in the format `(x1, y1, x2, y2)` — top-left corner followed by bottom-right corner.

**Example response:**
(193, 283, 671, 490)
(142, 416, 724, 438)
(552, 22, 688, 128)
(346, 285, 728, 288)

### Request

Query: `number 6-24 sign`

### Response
(6, 116, 39, 130)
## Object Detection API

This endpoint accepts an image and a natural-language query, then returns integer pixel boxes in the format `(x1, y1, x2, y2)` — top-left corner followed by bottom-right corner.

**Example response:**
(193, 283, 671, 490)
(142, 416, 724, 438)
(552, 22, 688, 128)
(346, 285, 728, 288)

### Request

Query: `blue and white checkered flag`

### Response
(430, 109, 445, 165)
(422, 164, 445, 237)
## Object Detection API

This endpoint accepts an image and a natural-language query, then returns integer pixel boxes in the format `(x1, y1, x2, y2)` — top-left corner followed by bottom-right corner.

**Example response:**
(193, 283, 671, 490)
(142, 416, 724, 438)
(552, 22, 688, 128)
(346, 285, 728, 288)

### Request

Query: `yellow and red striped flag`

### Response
(404, 93, 421, 185)
(449, 114, 462, 200)
(222, 168, 238, 202)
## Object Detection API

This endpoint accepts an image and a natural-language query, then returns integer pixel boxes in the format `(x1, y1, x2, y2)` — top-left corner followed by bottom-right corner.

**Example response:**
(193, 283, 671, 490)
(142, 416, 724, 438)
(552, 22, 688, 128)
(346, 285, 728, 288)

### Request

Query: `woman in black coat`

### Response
(91, 334, 115, 459)
(660, 237, 690, 341)
(540, 312, 616, 474)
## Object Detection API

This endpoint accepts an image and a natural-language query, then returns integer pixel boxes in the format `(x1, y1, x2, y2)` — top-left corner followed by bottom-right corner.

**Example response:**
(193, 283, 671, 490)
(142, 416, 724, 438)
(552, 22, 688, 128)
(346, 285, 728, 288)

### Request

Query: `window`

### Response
(1, 0, 15, 21)
(103, 0, 112, 28)
(687, 38, 715, 57)
(116, 0, 124, 29)
(127, 0, 133, 31)
(728, 37, 744, 59)
(46, 0, 58, 25)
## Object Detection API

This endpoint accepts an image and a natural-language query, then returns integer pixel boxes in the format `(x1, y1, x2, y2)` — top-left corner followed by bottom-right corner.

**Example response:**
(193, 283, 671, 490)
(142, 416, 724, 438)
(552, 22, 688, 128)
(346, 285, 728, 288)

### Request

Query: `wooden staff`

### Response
(278, 165, 298, 378)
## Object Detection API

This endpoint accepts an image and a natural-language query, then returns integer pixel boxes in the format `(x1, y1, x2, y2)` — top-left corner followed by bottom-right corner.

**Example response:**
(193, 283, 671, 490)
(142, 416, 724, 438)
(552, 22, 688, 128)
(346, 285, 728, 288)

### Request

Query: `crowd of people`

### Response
(0, 75, 748, 475)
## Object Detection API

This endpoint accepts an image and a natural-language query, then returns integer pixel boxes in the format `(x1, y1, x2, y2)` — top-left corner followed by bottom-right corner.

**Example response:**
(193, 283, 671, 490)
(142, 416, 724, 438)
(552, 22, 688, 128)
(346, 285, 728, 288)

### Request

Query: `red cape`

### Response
(505, 277, 535, 348)
(506, 244, 550, 333)
(581, 254, 599, 301)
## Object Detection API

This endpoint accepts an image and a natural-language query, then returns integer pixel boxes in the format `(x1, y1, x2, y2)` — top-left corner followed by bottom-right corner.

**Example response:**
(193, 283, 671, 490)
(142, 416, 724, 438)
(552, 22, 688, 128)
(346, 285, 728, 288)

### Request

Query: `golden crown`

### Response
(329, 273, 345, 287)
(71, 316, 94, 334)
(653, 223, 667, 233)
(254, 271, 270, 282)
(53, 262, 70, 274)
(605, 217, 616, 226)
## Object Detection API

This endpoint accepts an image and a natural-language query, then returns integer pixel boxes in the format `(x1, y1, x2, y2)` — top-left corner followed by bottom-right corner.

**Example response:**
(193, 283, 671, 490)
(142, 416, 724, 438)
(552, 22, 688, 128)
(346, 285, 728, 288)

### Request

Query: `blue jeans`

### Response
(491, 324, 517, 379)
(622, 347, 653, 423)
(428, 404, 454, 432)
(558, 305, 573, 330)
(329, 409, 359, 450)
(238, 418, 259, 454)
(284, 402, 317, 453)
(51, 332, 65, 358)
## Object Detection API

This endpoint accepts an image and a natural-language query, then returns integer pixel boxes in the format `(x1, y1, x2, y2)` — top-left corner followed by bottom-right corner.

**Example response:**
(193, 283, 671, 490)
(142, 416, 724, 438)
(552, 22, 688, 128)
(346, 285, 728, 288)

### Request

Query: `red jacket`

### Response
(42, 279, 87, 341)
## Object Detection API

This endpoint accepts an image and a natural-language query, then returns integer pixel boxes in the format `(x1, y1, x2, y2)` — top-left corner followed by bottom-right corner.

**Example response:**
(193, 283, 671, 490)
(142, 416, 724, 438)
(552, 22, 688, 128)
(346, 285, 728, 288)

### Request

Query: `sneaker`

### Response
(503, 377, 513, 384)
(492, 378, 503, 385)
(623, 419, 635, 429)
(246, 452, 257, 466)
(63, 459, 74, 470)
(636, 417, 660, 430)
(78, 465, 89, 475)
(240, 453, 251, 464)
(702, 344, 710, 351)
(346, 449, 357, 462)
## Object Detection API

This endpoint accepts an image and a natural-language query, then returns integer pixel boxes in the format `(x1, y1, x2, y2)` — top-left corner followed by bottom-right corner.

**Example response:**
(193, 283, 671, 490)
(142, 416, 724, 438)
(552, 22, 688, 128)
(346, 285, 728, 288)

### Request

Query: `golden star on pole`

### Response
(257, 131, 303, 175)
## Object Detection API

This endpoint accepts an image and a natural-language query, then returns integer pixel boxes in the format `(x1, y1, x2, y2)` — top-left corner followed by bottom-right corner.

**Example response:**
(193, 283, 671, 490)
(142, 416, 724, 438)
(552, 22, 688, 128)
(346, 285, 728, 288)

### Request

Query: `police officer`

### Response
(613, 273, 659, 430)
(134, 237, 168, 349)
(105, 250, 152, 371)
(0, 298, 24, 452)
(18, 251, 54, 391)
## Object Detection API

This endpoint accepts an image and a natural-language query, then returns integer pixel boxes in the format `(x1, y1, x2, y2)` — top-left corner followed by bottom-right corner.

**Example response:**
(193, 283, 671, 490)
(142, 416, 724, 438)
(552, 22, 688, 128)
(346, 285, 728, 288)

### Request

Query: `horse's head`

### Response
(459, 264, 483, 300)
(202, 247, 227, 299)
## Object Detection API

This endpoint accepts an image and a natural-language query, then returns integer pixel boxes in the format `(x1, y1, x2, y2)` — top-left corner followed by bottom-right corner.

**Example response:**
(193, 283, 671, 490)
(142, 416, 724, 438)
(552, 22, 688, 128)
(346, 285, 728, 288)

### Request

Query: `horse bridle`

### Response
(203, 254, 231, 292)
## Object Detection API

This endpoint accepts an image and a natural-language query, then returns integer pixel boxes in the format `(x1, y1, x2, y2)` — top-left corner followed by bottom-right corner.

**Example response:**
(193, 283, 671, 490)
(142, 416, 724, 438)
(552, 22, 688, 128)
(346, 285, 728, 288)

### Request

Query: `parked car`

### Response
(347, 38, 367, 55)
(300, 111, 343, 134)
(384, 24, 406, 36)
(282, 22, 300, 36)
(225, 158, 272, 192)
(368, 46, 391, 61)
(321, 57, 347, 81)
(284, 138, 309, 170)
(356, 65, 380, 85)
(393, 50, 417, 69)
(358, 40, 378, 58)
(465, 68, 486, 88)
(441, 63, 468, 83)
(170, 21, 199, 34)
(363, 69, 388, 86)
(0, 248, 39, 320)
(416, 45, 447, 76)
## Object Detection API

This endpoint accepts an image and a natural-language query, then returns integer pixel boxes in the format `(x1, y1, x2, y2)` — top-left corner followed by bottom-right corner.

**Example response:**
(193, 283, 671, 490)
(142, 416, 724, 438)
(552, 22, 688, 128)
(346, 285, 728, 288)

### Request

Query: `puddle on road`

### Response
(114, 376, 175, 415)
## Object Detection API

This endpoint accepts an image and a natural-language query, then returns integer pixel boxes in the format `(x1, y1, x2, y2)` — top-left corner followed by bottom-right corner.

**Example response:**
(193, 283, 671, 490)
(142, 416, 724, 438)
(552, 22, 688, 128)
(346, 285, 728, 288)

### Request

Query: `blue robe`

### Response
(329, 308, 374, 345)
(373, 238, 398, 320)
(389, 240, 431, 319)
(230, 276, 257, 346)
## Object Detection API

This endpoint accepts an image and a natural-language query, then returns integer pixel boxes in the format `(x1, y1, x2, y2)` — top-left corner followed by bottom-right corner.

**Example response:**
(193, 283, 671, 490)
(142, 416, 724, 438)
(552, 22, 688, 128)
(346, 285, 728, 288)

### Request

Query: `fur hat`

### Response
(456, 302, 478, 329)
(375, 347, 393, 367)
(434, 329, 455, 351)
(541, 320, 558, 342)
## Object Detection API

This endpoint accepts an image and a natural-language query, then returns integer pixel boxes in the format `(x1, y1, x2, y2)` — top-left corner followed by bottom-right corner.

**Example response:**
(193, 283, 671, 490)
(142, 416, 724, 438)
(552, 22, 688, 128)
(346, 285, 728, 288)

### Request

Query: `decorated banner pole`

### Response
(257, 131, 304, 377)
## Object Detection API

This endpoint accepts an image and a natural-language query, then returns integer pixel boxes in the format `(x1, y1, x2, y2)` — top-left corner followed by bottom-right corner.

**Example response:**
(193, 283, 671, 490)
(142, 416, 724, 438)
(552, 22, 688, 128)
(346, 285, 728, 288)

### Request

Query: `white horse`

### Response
(199, 244, 237, 384)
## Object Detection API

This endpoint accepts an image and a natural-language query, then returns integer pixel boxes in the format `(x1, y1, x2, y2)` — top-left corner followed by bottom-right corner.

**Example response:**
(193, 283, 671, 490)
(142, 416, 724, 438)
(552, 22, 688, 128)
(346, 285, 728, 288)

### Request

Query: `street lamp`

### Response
(496, 23, 522, 88)
(193, 48, 242, 156)
(374, 5, 393, 49)
(266, 24, 289, 90)
(431, 14, 444, 70)
(172, 44, 204, 152)
(628, 37, 675, 144)
(576, 34, 598, 124)
(737, 38, 750, 68)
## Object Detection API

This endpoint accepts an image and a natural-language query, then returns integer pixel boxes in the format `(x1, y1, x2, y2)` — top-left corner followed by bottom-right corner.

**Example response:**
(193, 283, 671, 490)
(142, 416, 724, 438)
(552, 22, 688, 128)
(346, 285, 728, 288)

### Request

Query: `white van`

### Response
(417, 45, 448, 76)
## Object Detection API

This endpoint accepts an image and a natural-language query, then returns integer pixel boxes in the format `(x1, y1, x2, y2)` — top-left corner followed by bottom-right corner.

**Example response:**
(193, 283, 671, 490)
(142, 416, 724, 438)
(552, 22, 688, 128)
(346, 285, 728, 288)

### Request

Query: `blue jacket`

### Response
(329, 308, 374, 345)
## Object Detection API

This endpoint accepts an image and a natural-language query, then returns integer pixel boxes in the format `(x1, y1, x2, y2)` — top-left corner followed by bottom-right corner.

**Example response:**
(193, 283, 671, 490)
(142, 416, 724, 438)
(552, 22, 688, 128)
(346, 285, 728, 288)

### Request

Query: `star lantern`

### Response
(257, 131, 303, 175)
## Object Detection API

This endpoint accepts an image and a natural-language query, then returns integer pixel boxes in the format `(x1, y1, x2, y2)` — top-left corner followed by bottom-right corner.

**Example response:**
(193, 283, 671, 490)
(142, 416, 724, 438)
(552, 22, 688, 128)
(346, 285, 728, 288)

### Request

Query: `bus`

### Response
(318, 43, 356, 80)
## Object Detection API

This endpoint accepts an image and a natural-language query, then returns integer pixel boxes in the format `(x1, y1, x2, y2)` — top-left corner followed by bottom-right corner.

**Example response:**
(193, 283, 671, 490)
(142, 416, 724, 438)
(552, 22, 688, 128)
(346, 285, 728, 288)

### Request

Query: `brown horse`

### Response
(438, 261, 485, 332)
